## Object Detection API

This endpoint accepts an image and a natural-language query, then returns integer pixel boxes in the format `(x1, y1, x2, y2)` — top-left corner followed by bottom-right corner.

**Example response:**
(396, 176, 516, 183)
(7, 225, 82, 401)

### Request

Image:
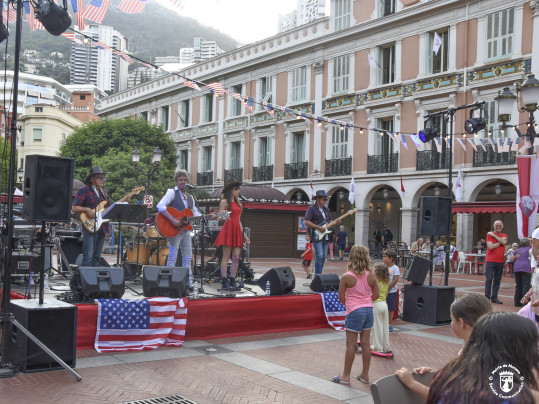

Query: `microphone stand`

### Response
(191, 193, 208, 295)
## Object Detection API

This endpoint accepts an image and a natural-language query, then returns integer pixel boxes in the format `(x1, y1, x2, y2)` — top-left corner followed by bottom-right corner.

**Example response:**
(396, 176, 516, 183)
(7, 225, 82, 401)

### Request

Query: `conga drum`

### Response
(149, 247, 169, 265)
(126, 243, 151, 265)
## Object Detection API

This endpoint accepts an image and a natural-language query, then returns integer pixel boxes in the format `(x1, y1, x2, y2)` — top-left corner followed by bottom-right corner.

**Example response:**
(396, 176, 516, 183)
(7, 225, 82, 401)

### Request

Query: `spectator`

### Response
(335, 225, 348, 261)
(505, 242, 519, 276)
(433, 240, 445, 270)
(373, 229, 382, 256)
(371, 262, 391, 354)
(476, 238, 487, 251)
(383, 249, 400, 332)
(381, 225, 393, 248)
(521, 227, 539, 326)
(300, 234, 313, 279)
(513, 238, 531, 307)
(485, 220, 508, 304)
(422, 238, 432, 252)
(410, 237, 424, 254)
(327, 229, 335, 262)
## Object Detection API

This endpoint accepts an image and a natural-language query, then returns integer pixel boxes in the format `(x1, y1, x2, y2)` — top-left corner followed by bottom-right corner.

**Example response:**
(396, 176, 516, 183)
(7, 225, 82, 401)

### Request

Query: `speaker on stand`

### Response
(402, 284, 455, 326)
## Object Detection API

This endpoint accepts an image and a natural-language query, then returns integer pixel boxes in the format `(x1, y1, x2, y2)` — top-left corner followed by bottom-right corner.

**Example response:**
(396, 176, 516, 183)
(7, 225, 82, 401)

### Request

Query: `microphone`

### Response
(239, 194, 248, 202)
(185, 184, 196, 190)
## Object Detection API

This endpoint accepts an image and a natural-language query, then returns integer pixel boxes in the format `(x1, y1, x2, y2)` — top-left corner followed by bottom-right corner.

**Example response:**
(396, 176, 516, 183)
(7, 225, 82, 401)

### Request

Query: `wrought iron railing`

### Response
(416, 150, 450, 171)
(473, 145, 516, 167)
(284, 162, 308, 180)
(367, 153, 398, 174)
(325, 157, 352, 177)
(224, 168, 243, 182)
(197, 171, 213, 186)
(252, 165, 273, 182)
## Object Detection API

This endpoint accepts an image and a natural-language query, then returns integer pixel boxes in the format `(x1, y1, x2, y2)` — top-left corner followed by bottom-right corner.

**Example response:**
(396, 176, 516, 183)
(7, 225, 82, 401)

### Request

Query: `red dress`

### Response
(214, 202, 243, 248)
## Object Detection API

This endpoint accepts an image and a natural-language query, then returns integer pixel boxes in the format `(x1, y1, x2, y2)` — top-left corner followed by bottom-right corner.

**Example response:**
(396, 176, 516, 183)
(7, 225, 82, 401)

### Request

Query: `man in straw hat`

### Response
(304, 190, 341, 276)
(72, 167, 112, 267)
(156, 170, 200, 291)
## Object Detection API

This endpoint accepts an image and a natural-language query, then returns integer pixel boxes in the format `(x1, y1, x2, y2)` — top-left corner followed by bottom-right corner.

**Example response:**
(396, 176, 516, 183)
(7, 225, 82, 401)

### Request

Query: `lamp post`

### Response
(497, 74, 539, 155)
(17, 167, 23, 183)
(131, 146, 162, 199)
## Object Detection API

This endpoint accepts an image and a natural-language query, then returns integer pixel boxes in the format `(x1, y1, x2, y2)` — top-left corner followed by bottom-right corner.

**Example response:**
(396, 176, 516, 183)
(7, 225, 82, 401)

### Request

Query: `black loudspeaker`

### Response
(8, 299, 76, 372)
(59, 234, 82, 273)
(419, 196, 452, 236)
(257, 266, 295, 295)
(310, 273, 340, 292)
(142, 266, 189, 298)
(22, 155, 74, 222)
(70, 267, 125, 298)
(402, 285, 455, 326)
(403, 255, 431, 285)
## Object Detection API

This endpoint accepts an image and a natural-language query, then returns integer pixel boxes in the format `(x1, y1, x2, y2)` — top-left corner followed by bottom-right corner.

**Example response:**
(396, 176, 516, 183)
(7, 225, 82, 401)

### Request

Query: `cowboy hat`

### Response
(85, 167, 107, 184)
(221, 180, 242, 195)
(314, 190, 328, 198)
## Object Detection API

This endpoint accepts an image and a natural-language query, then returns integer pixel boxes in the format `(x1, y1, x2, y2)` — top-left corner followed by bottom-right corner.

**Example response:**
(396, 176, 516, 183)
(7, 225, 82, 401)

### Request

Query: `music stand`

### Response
(103, 203, 147, 266)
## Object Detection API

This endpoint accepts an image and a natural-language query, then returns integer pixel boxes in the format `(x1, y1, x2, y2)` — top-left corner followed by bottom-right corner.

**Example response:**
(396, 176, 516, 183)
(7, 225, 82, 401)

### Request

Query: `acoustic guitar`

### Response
(308, 208, 358, 242)
(156, 208, 230, 238)
(80, 186, 145, 233)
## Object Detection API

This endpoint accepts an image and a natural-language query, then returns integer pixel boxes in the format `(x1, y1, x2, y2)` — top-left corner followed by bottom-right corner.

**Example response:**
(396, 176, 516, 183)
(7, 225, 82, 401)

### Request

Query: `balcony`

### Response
(284, 162, 308, 180)
(252, 165, 273, 182)
(367, 153, 398, 174)
(416, 150, 450, 171)
(197, 171, 213, 186)
(325, 157, 352, 177)
(473, 145, 516, 167)
(224, 168, 243, 182)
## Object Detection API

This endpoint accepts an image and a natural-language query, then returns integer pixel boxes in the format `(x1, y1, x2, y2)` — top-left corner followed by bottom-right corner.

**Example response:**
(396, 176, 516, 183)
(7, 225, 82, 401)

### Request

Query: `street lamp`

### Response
(497, 74, 539, 154)
(17, 167, 23, 183)
(131, 146, 162, 199)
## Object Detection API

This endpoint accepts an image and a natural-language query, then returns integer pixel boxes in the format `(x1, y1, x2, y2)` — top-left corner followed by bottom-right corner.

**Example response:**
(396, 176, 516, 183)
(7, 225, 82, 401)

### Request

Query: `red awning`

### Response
(244, 202, 308, 211)
(452, 201, 516, 214)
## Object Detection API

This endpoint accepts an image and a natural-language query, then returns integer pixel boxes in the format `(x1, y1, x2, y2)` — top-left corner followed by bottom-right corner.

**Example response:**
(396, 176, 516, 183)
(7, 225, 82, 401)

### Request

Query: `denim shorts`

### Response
(345, 307, 374, 332)
(386, 291, 397, 312)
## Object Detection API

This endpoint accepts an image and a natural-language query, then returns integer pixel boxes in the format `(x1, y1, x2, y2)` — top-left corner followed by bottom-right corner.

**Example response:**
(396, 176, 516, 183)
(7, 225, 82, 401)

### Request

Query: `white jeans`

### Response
(166, 230, 193, 287)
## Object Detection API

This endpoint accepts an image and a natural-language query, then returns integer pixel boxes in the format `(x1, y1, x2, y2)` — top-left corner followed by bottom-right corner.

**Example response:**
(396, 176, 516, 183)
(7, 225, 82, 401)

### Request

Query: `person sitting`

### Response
(410, 237, 424, 254)
(432, 241, 445, 270)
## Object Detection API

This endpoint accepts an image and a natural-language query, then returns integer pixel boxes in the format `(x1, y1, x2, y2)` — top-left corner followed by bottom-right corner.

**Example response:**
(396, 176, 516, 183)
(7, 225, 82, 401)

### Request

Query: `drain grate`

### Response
(120, 395, 199, 404)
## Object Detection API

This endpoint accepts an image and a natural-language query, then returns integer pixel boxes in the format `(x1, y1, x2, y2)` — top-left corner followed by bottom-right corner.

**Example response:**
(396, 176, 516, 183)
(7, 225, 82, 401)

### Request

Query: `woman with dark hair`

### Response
(427, 312, 539, 404)
(214, 181, 250, 288)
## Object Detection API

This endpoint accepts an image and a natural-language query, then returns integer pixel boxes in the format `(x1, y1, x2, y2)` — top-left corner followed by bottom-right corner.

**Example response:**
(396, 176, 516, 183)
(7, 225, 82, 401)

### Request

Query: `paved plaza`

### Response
(0, 257, 522, 404)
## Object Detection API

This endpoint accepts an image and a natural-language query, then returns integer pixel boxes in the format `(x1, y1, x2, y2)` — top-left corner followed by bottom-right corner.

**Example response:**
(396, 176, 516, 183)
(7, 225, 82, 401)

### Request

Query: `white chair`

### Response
(457, 251, 472, 274)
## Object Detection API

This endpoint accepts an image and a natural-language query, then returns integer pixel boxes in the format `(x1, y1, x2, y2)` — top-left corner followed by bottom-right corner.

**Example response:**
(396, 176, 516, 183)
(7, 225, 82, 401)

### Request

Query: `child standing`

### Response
(383, 250, 400, 332)
(301, 234, 313, 279)
(331, 245, 379, 385)
(372, 262, 391, 354)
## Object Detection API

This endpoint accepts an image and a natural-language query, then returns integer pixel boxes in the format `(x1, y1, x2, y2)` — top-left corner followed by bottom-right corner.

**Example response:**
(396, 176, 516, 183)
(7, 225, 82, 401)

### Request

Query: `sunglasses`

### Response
(95, 176, 105, 180)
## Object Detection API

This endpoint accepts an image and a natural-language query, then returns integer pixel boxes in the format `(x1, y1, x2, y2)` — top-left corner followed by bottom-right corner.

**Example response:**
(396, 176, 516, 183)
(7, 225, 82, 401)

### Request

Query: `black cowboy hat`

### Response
(221, 180, 242, 195)
(85, 167, 107, 185)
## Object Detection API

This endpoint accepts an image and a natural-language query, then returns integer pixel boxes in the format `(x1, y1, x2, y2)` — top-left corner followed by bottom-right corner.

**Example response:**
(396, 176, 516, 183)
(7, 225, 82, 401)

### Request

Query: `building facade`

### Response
(278, 0, 326, 32)
(99, 0, 539, 253)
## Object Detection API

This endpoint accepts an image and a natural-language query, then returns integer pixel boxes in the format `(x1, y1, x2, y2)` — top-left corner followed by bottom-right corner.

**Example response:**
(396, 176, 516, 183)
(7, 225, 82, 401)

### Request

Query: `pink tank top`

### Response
(345, 270, 373, 314)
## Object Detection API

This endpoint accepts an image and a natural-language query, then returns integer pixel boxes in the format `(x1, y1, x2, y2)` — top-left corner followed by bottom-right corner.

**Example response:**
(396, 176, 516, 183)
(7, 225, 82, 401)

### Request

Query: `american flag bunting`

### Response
(83, 0, 111, 24)
(183, 78, 201, 91)
(206, 82, 224, 96)
(118, 0, 147, 14)
(70, 0, 86, 29)
(320, 292, 346, 331)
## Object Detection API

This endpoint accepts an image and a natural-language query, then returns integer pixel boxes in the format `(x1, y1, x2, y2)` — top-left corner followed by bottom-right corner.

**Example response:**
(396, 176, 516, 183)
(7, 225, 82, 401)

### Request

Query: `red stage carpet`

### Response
(76, 294, 330, 350)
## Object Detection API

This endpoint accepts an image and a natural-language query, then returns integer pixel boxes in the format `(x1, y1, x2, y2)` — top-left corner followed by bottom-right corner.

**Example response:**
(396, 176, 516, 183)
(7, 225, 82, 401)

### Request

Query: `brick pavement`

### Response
(0, 257, 524, 403)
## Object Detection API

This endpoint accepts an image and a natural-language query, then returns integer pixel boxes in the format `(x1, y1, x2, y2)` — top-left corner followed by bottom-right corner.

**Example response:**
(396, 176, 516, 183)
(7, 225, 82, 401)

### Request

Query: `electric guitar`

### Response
(156, 208, 230, 238)
(309, 208, 358, 242)
(80, 186, 145, 233)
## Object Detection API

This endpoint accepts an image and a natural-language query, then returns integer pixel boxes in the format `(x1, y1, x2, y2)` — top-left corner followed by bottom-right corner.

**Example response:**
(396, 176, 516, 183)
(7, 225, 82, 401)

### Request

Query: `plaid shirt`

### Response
(73, 185, 111, 233)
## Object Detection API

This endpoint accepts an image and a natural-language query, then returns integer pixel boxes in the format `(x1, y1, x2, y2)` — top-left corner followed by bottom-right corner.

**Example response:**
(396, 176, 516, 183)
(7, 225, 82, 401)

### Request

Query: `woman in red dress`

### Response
(214, 181, 250, 288)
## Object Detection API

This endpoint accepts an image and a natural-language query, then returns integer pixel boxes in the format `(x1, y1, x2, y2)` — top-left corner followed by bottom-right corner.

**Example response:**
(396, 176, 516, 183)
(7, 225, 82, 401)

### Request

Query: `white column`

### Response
(400, 208, 418, 246)
(355, 209, 371, 247)
(312, 61, 324, 176)
(216, 96, 225, 183)
(456, 213, 474, 253)
(395, 40, 402, 83)
(449, 25, 457, 72)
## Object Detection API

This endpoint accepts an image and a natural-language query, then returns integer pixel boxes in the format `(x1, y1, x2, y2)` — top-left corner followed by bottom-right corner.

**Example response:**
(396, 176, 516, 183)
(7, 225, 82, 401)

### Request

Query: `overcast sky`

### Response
(159, 0, 308, 44)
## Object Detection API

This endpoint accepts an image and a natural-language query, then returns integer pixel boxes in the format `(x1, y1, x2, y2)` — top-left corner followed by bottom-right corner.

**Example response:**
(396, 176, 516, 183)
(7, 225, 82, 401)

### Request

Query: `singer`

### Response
(156, 170, 200, 291)
(214, 180, 250, 288)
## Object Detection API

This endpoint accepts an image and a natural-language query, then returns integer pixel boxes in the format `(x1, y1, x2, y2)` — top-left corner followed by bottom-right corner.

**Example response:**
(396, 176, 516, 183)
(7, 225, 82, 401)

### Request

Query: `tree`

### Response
(60, 118, 176, 203)
(0, 136, 18, 194)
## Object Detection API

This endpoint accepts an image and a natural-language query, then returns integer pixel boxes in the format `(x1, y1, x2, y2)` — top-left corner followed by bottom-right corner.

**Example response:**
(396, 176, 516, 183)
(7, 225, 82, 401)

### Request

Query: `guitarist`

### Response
(304, 190, 341, 276)
(156, 170, 200, 292)
(72, 167, 115, 267)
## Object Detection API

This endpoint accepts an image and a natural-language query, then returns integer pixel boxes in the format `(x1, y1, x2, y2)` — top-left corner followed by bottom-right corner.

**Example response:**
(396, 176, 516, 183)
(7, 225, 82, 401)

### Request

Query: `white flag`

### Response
(457, 138, 467, 152)
(348, 178, 356, 204)
(271, 182, 274, 188)
(433, 32, 443, 55)
(367, 52, 378, 69)
(455, 170, 463, 202)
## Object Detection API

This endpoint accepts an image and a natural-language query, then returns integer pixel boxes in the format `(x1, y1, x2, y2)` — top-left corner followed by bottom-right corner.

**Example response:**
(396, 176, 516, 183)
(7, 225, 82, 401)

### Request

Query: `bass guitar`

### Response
(309, 208, 358, 242)
(80, 186, 145, 233)
(156, 208, 230, 238)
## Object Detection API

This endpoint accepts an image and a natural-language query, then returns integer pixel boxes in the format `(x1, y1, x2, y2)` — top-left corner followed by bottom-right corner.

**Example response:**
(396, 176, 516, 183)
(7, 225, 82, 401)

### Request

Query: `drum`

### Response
(147, 226, 159, 239)
(126, 243, 151, 264)
(149, 247, 169, 265)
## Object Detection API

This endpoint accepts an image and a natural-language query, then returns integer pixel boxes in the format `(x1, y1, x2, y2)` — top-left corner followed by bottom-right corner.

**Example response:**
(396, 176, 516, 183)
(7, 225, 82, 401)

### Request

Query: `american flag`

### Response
(3, 1, 17, 23)
(23, 1, 35, 31)
(262, 101, 275, 116)
(320, 292, 346, 331)
(83, 0, 111, 24)
(228, 91, 242, 101)
(92, 41, 112, 51)
(61, 32, 83, 44)
(183, 78, 201, 91)
(114, 50, 133, 63)
(95, 297, 188, 352)
(206, 82, 224, 96)
(245, 97, 255, 111)
(169, 0, 185, 9)
(70, 0, 86, 29)
(118, 0, 147, 14)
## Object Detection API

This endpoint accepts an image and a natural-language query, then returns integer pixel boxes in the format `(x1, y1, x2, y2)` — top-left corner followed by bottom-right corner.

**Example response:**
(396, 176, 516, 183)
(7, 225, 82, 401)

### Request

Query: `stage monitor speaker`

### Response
(310, 273, 340, 292)
(403, 255, 431, 285)
(419, 196, 452, 236)
(142, 266, 188, 298)
(257, 266, 295, 295)
(70, 267, 125, 298)
(8, 299, 76, 372)
(22, 155, 74, 222)
(59, 237, 82, 273)
(402, 285, 455, 326)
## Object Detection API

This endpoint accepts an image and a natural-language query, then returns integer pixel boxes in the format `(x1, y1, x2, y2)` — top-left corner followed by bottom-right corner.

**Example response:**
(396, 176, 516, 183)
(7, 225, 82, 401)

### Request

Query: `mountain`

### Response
(2, 1, 239, 83)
